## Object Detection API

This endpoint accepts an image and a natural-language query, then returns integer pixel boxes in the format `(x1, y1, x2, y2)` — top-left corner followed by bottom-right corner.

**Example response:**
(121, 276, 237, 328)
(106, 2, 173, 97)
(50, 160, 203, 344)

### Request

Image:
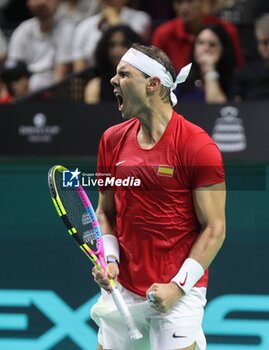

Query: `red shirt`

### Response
(151, 16, 244, 72)
(98, 111, 225, 296)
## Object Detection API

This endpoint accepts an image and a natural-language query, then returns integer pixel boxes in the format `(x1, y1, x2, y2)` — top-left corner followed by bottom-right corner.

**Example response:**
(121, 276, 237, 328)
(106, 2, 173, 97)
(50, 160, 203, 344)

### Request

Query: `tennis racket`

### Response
(48, 165, 142, 341)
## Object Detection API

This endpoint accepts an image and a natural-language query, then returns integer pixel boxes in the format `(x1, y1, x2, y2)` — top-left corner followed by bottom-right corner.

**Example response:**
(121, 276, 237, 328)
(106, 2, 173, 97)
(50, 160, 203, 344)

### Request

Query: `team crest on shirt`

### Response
(157, 165, 174, 177)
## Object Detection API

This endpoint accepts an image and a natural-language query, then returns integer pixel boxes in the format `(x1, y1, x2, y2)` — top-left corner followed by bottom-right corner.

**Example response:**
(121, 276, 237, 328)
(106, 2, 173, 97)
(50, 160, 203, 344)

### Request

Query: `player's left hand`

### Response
(146, 282, 184, 312)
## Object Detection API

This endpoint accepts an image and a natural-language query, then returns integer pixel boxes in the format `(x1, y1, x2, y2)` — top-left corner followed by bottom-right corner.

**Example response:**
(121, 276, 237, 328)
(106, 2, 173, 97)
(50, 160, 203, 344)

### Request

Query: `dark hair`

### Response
(132, 43, 177, 104)
(94, 25, 142, 73)
(185, 24, 237, 95)
(1, 59, 30, 83)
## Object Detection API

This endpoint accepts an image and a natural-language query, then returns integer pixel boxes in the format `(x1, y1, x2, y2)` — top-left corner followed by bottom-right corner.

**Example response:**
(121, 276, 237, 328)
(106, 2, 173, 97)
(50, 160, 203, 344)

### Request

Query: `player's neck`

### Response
(137, 105, 173, 149)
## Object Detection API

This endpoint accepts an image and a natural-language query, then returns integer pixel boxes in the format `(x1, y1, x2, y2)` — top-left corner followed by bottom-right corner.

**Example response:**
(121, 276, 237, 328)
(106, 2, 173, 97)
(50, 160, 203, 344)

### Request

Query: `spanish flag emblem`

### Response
(157, 165, 174, 177)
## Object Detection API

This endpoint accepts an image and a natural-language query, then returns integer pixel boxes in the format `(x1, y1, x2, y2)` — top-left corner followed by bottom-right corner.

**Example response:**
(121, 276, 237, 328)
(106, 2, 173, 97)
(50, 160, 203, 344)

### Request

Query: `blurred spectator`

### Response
(72, 0, 151, 72)
(0, 27, 8, 103)
(177, 24, 236, 103)
(0, 27, 7, 63)
(151, 0, 244, 72)
(0, 59, 30, 101)
(7, 0, 74, 93)
(233, 13, 269, 101)
(84, 24, 142, 104)
(57, 0, 100, 24)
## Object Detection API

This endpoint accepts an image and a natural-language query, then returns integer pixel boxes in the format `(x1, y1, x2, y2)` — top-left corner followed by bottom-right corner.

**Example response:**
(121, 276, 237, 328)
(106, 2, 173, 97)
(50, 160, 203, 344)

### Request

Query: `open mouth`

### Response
(114, 92, 124, 111)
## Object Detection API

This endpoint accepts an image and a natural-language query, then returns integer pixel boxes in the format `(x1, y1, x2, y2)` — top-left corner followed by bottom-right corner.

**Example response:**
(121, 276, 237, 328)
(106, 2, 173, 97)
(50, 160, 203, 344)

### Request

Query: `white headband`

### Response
(121, 47, 192, 106)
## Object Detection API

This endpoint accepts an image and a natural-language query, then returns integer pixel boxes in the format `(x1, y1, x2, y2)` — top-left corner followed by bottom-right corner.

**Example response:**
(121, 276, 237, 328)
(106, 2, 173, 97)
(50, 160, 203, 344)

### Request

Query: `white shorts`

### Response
(91, 283, 207, 350)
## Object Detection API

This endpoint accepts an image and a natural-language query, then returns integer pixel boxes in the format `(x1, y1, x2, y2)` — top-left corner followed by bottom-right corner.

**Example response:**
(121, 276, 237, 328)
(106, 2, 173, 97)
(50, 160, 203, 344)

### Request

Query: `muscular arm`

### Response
(95, 188, 117, 236)
(147, 182, 226, 312)
(190, 181, 226, 269)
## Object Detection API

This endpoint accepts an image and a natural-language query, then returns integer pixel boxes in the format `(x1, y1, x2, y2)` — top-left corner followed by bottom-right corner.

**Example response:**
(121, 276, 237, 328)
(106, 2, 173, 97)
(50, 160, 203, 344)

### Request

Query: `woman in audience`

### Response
(84, 24, 142, 104)
(178, 24, 237, 103)
(0, 59, 30, 102)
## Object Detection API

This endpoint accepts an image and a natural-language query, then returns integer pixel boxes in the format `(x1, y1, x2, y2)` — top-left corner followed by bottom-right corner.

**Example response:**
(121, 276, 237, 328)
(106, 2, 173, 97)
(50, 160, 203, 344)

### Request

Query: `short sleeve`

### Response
(184, 132, 225, 189)
(96, 133, 113, 192)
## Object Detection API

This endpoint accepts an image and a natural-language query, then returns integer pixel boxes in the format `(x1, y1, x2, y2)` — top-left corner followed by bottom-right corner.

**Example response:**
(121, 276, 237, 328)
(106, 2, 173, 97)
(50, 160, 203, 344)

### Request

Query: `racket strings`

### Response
(55, 172, 99, 253)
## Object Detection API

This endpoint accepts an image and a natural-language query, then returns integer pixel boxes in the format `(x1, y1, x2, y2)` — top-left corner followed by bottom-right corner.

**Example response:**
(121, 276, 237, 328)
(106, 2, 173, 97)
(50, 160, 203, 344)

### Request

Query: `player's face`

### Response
(172, 0, 203, 24)
(256, 30, 269, 61)
(110, 61, 148, 120)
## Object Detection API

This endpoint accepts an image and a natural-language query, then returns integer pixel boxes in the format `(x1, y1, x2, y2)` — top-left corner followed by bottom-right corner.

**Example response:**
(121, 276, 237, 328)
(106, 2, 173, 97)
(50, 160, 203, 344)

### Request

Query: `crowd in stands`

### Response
(0, 0, 269, 104)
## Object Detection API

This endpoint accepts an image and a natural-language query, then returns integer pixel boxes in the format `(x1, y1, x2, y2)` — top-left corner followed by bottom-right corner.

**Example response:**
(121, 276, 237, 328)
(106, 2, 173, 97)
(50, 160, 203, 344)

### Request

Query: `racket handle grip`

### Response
(110, 287, 143, 341)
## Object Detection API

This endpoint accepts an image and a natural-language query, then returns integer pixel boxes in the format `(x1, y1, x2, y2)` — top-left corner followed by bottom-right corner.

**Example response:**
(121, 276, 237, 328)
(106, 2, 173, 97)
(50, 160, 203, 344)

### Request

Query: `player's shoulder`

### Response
(174, 111, 216, 149)
(102, 118, 138, 143)
(173, 113, 222, 168)
(174, 111, 206, 137)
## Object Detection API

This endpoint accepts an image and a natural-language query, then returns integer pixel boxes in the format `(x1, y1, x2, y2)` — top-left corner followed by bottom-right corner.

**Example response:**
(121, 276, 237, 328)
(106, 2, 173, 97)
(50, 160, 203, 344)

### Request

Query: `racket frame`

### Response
(48, 165, 143, 341)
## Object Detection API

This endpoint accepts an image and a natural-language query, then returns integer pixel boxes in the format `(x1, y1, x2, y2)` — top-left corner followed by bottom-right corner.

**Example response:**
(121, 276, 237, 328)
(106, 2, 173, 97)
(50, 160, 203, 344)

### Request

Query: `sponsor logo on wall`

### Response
(18, 113, 61, 143)
(212, 106, 247, 152)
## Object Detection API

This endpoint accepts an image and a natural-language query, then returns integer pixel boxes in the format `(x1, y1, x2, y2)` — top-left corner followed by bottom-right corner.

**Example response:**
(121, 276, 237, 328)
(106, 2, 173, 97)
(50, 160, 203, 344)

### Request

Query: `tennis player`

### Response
(91, 44, 226, 350)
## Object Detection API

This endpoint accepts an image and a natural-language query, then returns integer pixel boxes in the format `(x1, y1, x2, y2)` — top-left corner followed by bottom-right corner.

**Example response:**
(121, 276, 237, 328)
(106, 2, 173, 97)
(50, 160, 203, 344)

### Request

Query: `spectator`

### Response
(7, 0, 74, 93)
(0, 59, 30, 101)
(233, 13, 269, 101)
(151, 0, 244, 72)
(57, 0, 100, 24)
(84, 24, 142, 104)
(178, 24, 236, 103)
(0, 27, 8, 103)
(72, 0, 151, 72)
(0, 27, 7, 63)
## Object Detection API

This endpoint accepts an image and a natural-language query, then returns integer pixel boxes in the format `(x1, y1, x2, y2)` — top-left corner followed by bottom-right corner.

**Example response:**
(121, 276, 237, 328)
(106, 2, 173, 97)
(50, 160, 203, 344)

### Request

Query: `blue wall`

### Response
(0, 158, 268, 350)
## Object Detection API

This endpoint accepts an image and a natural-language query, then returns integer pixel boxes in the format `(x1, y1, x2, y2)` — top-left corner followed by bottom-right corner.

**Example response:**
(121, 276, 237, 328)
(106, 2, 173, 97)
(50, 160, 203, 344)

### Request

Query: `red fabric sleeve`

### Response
(96, 133, 112, 192)
(184, 133, 225, 189)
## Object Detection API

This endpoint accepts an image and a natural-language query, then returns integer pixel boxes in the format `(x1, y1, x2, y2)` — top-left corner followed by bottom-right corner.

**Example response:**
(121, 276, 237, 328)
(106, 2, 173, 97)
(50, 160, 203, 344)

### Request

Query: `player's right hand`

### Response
(92, 263, 119, 292)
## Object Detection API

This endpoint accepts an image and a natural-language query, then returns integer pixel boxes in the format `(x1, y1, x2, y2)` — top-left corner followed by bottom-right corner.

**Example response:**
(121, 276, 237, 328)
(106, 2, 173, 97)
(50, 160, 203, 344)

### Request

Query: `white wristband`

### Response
(204, 70, 220, 81)
(171, 258, 204, 295)
(103, 234, 120, 261)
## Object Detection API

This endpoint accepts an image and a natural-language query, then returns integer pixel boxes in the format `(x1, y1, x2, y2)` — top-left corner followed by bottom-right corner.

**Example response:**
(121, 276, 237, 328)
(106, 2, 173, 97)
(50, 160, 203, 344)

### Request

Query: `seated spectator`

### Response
(7, 0, 74, 93)
(151, 0, 244, 72)
(233, 13, 269, 101)
(84, 24, 142, 104)
(0, 59, 30, 101)
(0, 28, 8, 103)
(57, 0, 100, 24)
(0, 27, 7, 63)
(72, 0, 151, 72)
(177, 24, 236, 103)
